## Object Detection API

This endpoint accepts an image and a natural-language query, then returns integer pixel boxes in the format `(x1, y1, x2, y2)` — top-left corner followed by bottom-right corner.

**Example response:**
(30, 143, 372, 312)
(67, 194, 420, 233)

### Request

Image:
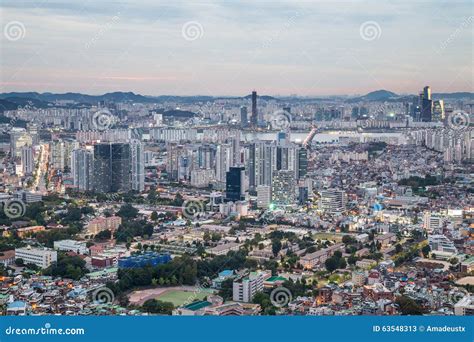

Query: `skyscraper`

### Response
(21, 146, 34, 176)
(420, 86, 433, 122)
(251, 90, 258, 126)
(93, 143, 131, 193)
(72, 148, 94, 191)
(215, 143, 232, 184)
(130, 141, 145, 192)
(240, 106, 248, 127)
(226, 166, 245, 201)
(297, 148, 308, 180)
(248, 141, 277, 190)
(432, 100, 445, 121)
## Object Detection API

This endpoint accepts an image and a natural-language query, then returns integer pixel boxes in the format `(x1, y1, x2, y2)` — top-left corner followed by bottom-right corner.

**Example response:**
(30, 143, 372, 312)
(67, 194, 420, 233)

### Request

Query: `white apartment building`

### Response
(15, 246, 57, 269)
(428, 234, 458, 258)
(256, 185, 271, 209)
(53, 239, 89, 255)
(454, 296, 474, 316)
(319, 190, 347, 214)
(232, 271, 270, 303)
(423, 211, 444, 232)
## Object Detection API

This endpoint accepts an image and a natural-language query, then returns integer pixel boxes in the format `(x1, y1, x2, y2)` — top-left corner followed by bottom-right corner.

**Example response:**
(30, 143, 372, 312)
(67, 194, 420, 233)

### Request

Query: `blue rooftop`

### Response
(218, 270, 233, 277)
(8, 301, 26, 309)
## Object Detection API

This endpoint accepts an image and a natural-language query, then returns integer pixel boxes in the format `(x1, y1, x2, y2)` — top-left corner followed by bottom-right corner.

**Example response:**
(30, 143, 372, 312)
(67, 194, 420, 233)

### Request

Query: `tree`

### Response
(117, 203, 139, 219)
(421, 244, 431, 257)
(15, 258, 24, 266)
(150, 211, 158, 221)
(342, 235, 355, 244)
(348, 254, 358, 265)
(95, 229, 112, 241)
(395, 244, 403, 254)
(142, 299, 174, 314)
(43, 254, 87, 280)
(272, 239, 282, 256)
(325, 256, 339, 272)
(395, 295, 425, 315)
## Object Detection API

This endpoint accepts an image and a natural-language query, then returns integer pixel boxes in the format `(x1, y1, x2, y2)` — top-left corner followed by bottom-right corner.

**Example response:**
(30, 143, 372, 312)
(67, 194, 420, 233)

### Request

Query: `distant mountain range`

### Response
(0, 90, 471, 113)
(346, 90, 473, 103)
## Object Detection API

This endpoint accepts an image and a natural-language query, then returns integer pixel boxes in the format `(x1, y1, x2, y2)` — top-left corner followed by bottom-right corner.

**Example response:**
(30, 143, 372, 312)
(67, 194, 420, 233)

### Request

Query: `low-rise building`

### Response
(206, 242, 241, 256)
(15, 247, 57, 269)
(54, 240, 89, 255)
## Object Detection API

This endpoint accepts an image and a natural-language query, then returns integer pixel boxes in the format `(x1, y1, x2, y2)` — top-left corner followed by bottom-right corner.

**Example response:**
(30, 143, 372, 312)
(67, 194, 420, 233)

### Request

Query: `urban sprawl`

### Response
(0, 87, 472, 316)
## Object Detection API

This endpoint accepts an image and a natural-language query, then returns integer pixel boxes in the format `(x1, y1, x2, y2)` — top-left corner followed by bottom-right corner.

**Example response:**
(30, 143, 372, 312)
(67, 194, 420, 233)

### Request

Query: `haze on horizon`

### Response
(0, 0, 473, 97)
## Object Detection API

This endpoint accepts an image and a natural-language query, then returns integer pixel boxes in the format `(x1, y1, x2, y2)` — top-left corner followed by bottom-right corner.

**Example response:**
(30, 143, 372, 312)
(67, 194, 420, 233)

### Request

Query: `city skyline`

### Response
(1, 0, 473, 96)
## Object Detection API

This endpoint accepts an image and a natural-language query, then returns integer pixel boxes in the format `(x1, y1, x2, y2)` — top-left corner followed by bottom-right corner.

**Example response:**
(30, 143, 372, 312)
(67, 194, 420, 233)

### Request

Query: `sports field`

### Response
(156, 289, 214, 306)
(312, 232, 343, 242)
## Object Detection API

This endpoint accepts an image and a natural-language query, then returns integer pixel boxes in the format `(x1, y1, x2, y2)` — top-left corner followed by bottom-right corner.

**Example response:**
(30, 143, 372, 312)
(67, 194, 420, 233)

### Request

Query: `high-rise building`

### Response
(10, 128, 32, 158)
(226, 166, 245, 201)
(251, 90, 258, 126)
(432, 100, 445, 121)
(240, 106, 248, 127)
(271, 170, 296, 206)
(248, 141, 277, 190)
(21, 146, 34, 175)
(297, 148, 308, 180)
(215, 143, 232, 184)
(256, 185, 271, 208)
(72, 148, 94, 191)
(93, 143, 131, 193)
(50, 139, 77, 172)
(420, 86, 433, 122)
(320, 189, 347, 214)
(130, 141, 145, 192)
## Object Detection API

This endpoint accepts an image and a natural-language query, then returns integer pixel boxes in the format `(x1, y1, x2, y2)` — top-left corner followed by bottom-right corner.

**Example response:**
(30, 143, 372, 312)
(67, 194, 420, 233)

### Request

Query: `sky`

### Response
(0, 0, 473, 96)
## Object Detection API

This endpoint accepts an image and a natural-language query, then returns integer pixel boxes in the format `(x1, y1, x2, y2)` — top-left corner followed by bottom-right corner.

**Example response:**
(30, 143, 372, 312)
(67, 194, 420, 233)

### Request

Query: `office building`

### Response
(251, 90, 258, 126)
(420, 86, 433, 122)
(240, 106, 248, 127)
(226, 166, 245, 201)
(93, 143, 131, 193)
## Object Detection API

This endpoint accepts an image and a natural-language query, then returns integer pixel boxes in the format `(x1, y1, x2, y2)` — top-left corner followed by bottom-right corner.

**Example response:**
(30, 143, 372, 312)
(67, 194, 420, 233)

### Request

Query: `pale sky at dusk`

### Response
(1, 0, 472, 96)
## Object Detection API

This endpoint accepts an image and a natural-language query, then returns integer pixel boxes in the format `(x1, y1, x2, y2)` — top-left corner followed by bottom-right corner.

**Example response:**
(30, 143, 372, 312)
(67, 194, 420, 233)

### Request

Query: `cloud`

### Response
(1, 0, 472, 95)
